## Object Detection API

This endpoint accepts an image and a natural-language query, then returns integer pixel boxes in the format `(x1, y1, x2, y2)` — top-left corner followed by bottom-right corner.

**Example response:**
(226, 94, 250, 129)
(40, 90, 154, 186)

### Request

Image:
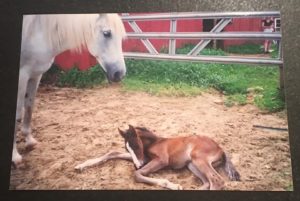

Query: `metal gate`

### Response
(121, 11, 284, 90)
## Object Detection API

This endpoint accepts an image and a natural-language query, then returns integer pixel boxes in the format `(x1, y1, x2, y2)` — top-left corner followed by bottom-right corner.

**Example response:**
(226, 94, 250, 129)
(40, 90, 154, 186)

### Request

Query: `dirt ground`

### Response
(10, 84, 293, 190)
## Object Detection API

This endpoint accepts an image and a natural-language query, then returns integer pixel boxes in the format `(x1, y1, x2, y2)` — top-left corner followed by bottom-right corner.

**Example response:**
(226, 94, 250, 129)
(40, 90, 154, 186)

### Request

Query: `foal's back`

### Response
(147, 135, 223, 169)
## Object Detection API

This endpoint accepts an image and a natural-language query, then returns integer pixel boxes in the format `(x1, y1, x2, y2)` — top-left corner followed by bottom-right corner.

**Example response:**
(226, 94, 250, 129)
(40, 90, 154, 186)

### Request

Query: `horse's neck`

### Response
(38, 15, 90, 56)
(50, 37, 82, 56)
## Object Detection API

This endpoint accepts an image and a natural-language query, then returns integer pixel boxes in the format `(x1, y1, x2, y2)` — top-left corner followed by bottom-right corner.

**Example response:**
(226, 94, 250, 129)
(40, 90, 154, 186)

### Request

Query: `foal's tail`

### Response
(223, 153, 240, 181)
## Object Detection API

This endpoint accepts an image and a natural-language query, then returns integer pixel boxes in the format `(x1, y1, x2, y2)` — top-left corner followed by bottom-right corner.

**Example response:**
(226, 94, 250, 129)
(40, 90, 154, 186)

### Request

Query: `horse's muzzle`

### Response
(107, 70, 125, 83)
(112, 71, 122, 82)
(103, 61, 126, 83)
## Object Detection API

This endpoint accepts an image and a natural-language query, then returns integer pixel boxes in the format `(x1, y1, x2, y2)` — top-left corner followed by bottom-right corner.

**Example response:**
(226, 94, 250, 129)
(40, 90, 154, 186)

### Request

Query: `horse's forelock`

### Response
(106, 14, 127, 39)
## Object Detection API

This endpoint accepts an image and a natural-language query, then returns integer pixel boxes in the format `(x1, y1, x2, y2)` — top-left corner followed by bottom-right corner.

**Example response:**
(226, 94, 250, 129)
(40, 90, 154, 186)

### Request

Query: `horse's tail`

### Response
(222, 153, 240, 181)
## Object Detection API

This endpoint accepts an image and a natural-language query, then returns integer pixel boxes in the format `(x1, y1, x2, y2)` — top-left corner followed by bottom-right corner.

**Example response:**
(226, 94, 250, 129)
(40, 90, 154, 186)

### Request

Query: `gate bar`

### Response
(188, 18, 232, 56)
(127, 21, 158, 54)
(126, 32, 281, 40)
(124, 53, 283, 65)
(121, 11, 280, 21)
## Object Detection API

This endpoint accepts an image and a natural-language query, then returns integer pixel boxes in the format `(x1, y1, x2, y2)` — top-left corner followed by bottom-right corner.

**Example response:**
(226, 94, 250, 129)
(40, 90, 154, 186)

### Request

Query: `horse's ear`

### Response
(128, 124, 137, 136)
(118, 128, 125, 138)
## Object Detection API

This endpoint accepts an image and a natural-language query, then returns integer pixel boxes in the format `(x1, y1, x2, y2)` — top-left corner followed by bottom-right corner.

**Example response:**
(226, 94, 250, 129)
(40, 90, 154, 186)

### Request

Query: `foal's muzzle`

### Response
(134, 160, 145, 170)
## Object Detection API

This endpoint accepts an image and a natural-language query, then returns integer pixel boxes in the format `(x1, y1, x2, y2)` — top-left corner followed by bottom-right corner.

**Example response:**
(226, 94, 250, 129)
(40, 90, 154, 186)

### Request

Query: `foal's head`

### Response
(118, 125, 145, 169)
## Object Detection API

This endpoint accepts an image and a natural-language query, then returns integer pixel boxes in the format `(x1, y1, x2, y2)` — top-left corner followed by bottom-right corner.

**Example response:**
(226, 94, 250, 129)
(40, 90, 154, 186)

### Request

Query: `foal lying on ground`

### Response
(75, 125, 240, 190)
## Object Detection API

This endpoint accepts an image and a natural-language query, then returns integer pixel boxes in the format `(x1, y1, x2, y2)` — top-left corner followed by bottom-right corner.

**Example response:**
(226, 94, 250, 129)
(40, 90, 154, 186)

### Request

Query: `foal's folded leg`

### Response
(135, 159, 183, 190)
(188, 163, 210, 190)
(75, 151, 132, 171)
(192, 159, 224, 190)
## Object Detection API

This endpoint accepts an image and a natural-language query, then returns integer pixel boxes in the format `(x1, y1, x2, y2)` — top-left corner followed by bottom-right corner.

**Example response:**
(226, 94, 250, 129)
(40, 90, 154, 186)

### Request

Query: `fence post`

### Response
(279, 64, 285, 97)
(278, 40, 285, 98)
(169, 19, 177, 55)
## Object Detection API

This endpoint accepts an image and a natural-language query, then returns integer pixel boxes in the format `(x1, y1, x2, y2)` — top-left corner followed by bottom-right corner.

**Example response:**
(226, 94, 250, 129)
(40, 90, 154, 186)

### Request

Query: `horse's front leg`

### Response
(12, 69, 30, 166)
(12, 123, 22, 167)
(134, 158, 183, 190)
(75, 151, 132, 172)
(21, 75, 42, 149)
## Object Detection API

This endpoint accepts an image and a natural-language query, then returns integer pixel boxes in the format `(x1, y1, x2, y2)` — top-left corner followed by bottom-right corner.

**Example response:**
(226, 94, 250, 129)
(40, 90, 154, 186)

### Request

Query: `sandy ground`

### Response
(10, 84, 292, 190)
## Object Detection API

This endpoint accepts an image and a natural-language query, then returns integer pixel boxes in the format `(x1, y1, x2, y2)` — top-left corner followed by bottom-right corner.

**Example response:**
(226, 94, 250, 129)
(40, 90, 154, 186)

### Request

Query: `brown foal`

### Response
(75, 125, 240, 190)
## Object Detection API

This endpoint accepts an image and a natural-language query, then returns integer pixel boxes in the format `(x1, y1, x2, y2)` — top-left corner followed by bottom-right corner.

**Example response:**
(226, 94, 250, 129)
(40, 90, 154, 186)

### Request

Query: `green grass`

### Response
(122, 79, 203, 97)
(123, 58, 284, 112)
(224, 94, 247, 107)
(226, 43, 263, 54)
(226, 43, 280, 58)
(176, 44, 227, 56)
(42, 64, 106, 88)
(43, 45, 284, 112)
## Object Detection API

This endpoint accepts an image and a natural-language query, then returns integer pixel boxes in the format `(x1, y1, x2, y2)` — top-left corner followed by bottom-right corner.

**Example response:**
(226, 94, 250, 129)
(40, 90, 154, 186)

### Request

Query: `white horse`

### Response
(13, 14, 127, 166)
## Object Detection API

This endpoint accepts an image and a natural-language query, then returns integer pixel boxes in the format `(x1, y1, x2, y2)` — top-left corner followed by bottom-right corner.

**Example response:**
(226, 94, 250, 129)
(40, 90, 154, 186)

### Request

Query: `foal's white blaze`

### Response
(126, 142, 142, 169)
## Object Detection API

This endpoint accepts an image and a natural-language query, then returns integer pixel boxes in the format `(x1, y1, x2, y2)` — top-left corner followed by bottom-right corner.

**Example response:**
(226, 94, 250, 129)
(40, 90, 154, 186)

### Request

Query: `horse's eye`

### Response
(103, 30, 112, 38)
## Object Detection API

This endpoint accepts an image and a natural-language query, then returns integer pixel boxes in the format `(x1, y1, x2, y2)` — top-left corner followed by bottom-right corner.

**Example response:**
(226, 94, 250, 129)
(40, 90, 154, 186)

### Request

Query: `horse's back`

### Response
(164, 135, 223, 161)
(189, 135, 224, 162)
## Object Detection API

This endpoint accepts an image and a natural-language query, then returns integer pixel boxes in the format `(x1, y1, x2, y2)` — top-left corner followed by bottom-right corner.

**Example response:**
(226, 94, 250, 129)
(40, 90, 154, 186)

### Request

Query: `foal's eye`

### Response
(103, 30, 112, 38)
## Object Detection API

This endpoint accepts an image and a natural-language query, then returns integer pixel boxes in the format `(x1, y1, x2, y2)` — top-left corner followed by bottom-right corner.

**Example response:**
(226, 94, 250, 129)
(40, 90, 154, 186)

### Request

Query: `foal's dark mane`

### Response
(135, 127, 158, 139)
(135, 127, 152, 132)
(135, 127, 162, 148)
(134, 127, 162, 163)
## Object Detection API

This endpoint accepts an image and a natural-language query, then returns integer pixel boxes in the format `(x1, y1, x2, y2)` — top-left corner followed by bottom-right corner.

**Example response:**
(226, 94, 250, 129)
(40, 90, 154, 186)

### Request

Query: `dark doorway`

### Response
(203, 19, 225, 50)
(203, 19, 214, 48)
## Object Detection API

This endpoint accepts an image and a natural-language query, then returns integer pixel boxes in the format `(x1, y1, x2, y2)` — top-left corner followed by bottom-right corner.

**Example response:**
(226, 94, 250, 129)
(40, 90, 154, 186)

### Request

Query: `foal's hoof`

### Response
(199, 183, 210, 190)
(74, 164, 84, 172)
(176, 185, 183, 190)
(167, 182, 183, 190)
(172, 184, 183, 190)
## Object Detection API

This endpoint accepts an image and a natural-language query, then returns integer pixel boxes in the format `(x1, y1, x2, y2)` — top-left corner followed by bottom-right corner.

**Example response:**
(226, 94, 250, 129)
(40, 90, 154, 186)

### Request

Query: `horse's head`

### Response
(118, 125, 145, 169)
(87, 14, 127, 83)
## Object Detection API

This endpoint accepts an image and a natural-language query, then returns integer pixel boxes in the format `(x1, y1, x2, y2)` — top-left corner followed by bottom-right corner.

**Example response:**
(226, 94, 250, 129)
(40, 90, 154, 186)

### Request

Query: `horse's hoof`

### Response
(25, 137, 38, 150)
(25, 143, 38, 151)
(12, 154, 23, 168)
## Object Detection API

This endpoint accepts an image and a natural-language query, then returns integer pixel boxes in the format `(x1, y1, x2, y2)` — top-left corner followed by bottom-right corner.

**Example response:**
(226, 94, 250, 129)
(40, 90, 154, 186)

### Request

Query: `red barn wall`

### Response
(122, 19, 203, 52)
(223, 18, 263, 47)
(54, 15, 263, 70)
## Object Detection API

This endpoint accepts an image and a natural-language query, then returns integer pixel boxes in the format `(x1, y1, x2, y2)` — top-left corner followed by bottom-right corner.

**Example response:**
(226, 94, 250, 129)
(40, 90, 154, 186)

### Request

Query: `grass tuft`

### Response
(225, 94, 247, 107)
(42, 65, 106, 88)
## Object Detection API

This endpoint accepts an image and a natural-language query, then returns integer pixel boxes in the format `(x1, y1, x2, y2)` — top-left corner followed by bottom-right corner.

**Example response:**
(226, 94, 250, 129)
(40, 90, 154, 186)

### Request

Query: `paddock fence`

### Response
(121, 11, 284, 90)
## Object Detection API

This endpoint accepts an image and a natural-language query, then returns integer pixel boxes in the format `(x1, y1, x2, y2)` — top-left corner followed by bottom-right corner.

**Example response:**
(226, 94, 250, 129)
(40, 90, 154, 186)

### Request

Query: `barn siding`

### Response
(223, 18, 263, 47)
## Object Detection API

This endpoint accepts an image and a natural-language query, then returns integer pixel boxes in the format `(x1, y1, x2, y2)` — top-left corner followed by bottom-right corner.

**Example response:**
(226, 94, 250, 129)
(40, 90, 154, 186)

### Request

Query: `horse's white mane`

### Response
(22, 14, 126, 52)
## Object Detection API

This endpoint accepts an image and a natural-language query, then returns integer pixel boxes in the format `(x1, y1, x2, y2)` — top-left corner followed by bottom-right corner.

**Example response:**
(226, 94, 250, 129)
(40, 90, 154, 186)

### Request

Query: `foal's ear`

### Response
(118, 128, 125, 138)
(128, 124, 137, 136)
